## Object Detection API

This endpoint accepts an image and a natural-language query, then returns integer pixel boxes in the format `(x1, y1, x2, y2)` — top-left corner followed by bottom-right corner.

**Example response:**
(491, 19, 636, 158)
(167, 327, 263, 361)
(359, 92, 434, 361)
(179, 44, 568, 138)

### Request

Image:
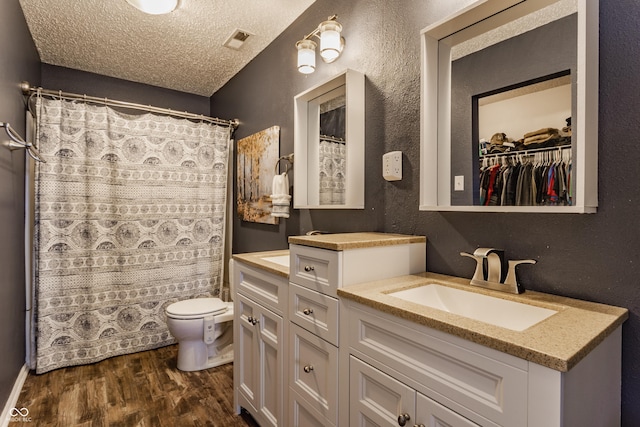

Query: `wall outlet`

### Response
(383, 151, 402, 181)
(454, 175, 464, 191)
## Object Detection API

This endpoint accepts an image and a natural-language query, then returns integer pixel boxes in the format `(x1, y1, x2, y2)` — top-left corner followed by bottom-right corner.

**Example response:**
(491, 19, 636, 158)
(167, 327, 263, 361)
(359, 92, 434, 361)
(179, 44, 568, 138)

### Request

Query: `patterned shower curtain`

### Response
(32, 96, 232, 373)
(318, 138, 346, 205)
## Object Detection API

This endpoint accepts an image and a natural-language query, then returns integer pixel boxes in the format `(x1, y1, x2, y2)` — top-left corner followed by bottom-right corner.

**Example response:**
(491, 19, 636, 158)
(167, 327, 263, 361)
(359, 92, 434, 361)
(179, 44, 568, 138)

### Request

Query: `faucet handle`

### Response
(471, 248, 506, 282)
(504, 259, 537, 293)
(460, 252, 485, 283)
(473, 247, 501, 257)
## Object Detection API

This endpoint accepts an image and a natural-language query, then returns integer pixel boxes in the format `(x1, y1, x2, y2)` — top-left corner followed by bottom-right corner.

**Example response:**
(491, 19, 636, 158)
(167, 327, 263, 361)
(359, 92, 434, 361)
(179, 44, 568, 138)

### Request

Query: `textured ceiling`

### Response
(19, 0, 316, 96)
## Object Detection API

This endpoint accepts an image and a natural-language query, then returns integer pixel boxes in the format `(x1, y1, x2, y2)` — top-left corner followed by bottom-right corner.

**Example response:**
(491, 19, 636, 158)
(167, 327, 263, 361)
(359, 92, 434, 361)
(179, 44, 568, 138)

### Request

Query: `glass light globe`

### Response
(126, 0, 179, 15)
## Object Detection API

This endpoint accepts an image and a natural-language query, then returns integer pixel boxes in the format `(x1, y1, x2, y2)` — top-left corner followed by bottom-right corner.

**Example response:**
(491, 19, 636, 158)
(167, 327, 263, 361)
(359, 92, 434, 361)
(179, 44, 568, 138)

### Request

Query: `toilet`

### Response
(165, 297, 234, 371)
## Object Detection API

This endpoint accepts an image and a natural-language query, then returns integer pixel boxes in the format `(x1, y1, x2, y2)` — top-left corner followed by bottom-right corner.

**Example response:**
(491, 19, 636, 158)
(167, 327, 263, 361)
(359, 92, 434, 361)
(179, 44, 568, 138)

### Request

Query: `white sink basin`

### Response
(261, 255, 290, 268)
(389, 284, 558, 331)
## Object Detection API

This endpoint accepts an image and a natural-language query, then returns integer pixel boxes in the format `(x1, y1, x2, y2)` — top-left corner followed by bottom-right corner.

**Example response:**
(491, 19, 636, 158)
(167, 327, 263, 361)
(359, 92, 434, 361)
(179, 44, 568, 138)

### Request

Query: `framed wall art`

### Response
(237, 125, 280, 224)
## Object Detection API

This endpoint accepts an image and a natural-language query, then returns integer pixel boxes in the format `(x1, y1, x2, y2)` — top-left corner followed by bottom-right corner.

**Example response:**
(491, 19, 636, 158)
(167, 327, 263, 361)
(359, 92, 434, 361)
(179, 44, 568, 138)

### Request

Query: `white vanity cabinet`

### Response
(344, 299, 623, 427)
(288, 245, 343, 427)
(232, 259, 288, 427)
(287, 234, 427, 427)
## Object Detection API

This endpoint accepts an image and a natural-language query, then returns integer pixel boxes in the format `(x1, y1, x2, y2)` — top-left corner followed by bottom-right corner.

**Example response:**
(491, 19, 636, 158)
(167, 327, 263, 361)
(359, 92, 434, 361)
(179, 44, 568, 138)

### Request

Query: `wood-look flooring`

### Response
(16, 345, 259, 427)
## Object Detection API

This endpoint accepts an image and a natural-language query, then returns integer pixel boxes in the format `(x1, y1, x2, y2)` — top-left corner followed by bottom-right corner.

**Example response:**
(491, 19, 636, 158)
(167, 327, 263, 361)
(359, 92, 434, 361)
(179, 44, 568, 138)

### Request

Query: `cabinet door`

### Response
(257, 300, 284, 427)
(236, 293, 284, 427)
(415, 393, 480, 427)
(237, 293, 259, 413)
(349, 356, 415, 427)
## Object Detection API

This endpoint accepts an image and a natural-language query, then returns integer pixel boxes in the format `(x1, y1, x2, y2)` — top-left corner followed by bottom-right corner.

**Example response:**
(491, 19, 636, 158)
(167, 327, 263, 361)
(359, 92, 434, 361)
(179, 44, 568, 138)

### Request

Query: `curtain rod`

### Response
(320, 134, 346, 144)
(20, 81, 239, 130)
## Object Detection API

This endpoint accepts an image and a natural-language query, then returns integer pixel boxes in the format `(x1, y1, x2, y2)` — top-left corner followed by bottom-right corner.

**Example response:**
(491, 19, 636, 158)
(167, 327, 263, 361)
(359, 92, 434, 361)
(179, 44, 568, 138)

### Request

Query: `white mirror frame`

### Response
(420, 0, 598, 213)
(294, 69, 365, 209)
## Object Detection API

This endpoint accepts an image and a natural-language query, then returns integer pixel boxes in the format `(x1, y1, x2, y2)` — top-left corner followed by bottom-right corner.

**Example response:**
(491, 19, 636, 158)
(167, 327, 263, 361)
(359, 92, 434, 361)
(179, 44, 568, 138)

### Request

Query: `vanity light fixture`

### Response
(126, 0, 179, 15)
(296, 39, 317, 74)
(295, 15, 345, 74)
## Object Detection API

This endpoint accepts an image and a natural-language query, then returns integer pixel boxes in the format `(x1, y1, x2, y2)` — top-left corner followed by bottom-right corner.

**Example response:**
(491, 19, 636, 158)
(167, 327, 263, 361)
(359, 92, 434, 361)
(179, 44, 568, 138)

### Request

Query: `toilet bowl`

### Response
(166, 297, 234, 371)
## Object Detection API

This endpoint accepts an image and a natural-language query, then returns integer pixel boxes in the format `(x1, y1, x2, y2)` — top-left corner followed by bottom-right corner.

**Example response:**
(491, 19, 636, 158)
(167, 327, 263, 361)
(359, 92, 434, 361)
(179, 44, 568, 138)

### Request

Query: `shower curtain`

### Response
(31, 95, 232, 373)
(318, 138, 346, 205)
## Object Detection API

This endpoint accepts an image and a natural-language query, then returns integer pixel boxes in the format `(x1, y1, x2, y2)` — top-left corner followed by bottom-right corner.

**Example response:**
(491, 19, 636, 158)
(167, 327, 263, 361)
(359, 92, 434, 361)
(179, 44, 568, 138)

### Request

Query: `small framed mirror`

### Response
(294, 69, 365, 209)
(420, 0, 598, 213)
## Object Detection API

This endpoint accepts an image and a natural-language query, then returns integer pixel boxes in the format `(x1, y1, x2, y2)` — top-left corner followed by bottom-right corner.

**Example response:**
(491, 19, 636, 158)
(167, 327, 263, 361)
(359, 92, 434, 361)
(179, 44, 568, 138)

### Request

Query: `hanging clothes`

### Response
(478, 147, 572, 207)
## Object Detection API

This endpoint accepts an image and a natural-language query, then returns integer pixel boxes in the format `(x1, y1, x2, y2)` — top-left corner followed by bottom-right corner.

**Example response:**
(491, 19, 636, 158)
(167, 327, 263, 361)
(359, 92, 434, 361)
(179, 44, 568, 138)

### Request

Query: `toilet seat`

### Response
(166, 298, 229, 320)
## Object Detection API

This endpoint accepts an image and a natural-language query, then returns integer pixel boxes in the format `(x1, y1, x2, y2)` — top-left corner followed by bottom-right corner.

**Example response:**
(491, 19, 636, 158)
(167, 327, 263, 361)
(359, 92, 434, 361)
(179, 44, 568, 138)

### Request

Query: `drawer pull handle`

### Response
(247, 316, 259, 325)
(413, 424, 425, 427)
(304, 265, 315, 272)
(303, 365, 314, 373)
(397, 413, 411, 426)
(302, 308, 314, 315)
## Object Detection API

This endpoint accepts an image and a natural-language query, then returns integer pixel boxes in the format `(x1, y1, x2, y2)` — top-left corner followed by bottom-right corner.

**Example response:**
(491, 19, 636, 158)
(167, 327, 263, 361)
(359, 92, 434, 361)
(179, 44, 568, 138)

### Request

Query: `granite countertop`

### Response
(288, 232, 426, 251)
(232, 249, 289, 278)
(337, 271, 629, 372)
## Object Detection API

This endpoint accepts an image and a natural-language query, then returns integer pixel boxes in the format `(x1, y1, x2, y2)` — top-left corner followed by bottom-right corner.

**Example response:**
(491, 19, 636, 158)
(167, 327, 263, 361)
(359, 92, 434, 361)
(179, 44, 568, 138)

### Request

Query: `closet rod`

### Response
(480, 144, 571, 159)
(20, 81, 239, 130)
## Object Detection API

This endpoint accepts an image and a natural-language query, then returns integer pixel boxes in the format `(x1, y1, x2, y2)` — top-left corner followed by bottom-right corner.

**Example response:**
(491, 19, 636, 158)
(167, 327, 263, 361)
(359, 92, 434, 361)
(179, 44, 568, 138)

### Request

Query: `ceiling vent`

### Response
(223, 29, 253, 50)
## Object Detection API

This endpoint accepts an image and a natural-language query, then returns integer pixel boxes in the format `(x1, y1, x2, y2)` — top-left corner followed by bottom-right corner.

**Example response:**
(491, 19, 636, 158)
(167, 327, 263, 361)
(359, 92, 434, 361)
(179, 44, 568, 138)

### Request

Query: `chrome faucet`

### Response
(460, 248, 536, 294)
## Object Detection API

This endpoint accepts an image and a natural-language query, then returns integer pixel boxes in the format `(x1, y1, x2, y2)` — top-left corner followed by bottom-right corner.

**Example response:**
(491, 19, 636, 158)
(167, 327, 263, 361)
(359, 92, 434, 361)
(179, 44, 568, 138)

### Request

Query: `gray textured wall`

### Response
(211, 0, 640, 424)
(41, 64, 211, 116)
(0, 0, 40, 409)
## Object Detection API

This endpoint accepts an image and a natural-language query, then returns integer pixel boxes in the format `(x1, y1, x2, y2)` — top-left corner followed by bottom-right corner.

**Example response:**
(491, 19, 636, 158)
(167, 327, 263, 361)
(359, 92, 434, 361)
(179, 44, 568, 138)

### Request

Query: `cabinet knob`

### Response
(413, 425, 425, 427)
(304, 265, 315, 272)
(303, 365, 314, 373)
(302, 308, 314, 315)
(397, 413, 411, 426)
(247, 316, 259, 325)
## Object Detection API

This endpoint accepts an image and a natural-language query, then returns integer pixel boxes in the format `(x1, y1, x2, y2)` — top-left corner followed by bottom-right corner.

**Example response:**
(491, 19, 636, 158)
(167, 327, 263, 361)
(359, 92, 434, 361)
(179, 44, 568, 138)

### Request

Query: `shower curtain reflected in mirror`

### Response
(31, 95, 232, 373)
(318, 137, 346, 205)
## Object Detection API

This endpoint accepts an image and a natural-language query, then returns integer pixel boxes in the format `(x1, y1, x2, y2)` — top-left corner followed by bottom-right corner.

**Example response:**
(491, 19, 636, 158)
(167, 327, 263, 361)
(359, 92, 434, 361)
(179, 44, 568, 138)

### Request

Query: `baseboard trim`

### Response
(1, 365, 29, 427)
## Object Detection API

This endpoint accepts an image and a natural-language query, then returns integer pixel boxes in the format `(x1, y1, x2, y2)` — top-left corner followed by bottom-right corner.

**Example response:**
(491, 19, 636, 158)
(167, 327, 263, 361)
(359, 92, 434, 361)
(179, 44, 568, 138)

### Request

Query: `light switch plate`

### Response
(454, 175, 464, 191)
(383, 151, 402, 181)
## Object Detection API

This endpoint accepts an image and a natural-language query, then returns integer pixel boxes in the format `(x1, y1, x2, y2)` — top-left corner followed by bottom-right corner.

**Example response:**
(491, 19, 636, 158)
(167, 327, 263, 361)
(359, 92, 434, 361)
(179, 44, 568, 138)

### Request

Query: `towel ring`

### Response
(275, 153, 294, 174)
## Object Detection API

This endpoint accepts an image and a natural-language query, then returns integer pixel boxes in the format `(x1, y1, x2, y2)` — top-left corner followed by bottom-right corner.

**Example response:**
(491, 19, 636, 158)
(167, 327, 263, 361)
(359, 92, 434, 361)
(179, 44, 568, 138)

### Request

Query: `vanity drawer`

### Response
(289, 283, 339, 346)
(347, 303, 528, 426)
(290, 324, 338, 426)
(290, 244, 340, 296)
(233, 260, 288, 316)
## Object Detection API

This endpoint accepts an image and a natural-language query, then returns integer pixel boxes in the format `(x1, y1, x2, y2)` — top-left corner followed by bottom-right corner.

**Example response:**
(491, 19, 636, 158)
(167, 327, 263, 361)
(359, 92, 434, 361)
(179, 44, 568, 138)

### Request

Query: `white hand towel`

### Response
(271, 172, 291, 218)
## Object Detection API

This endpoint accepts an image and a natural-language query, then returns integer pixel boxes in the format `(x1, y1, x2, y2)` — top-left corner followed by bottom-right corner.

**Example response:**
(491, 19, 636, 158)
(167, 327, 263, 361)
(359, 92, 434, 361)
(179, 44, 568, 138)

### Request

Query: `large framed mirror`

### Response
(420, 0, 598, 213)
(294, 69, 365, 209)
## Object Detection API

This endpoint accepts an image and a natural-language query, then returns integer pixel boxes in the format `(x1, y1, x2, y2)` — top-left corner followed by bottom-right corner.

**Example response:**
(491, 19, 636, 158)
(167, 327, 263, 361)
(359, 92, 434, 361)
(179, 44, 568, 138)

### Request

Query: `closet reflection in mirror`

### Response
(449, 5, 577, 207)
(475, 73, 572, 207)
